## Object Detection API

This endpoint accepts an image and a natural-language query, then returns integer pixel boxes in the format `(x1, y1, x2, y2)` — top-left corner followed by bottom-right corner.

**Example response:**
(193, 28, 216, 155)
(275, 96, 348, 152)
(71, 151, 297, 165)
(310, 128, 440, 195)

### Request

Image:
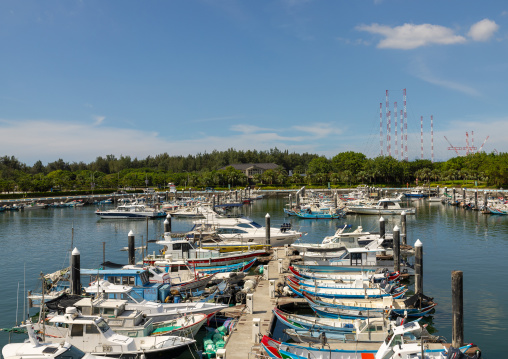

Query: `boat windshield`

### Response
(55, 345, 86, 359)
(127, 291, 145, 303)
(96, 319, 111, 333)
(250, 221, 263, 228)
(151, 267, 164, 274)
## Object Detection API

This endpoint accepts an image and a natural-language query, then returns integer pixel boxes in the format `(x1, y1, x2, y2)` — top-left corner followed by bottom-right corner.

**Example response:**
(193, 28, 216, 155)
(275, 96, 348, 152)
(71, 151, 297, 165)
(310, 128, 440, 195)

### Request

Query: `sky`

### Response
(0, 0, 507, 166)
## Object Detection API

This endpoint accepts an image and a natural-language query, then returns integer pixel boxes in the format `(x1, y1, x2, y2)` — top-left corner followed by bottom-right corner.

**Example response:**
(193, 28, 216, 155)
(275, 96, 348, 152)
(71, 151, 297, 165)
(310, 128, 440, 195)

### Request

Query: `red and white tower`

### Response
(420, 115, 424, 160)
(403, 89, 408, 161)
(400, 110, 404, 160)
(431, 115, 434, 163)
(394, 102, 398, 159)
(386, 90, 390, 156)
(379, 103, 383, 156)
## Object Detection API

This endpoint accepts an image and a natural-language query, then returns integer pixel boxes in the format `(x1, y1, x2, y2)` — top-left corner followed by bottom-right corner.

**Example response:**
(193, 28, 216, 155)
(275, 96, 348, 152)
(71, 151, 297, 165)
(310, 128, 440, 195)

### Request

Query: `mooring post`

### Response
(475, 190, 478, 209)
(415, 239, 423, 295)
(164, 214, 171, 232)
(128, 230, 135, 265)
(379, 216, 385, 239)
(393, 226, 400, 273)
(444, 187, 448, 196)
(235, 190, 238, 202)
(212, 195, 216, 210)
(265, 213, 271, 245)
(462, 188, 466, 205)
(484, 191, 488, 208)
(452, 270, 464, 348)
(334, 191, 338, 209)
(452, 188, 456, 203)
(189, 188, 192, 199)
(400, 211, 407, 245)
(71, 247, 81, 295)
(436, 185, 440, 196)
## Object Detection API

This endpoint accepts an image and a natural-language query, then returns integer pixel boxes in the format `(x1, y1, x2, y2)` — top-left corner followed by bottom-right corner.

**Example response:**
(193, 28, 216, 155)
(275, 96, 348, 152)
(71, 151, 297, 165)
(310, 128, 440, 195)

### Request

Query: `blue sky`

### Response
(0, 0, 506, 165)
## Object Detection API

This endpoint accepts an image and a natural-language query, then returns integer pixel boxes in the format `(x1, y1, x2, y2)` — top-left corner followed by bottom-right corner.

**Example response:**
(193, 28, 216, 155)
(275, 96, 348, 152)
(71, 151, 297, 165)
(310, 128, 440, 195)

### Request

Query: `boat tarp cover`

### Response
(403, 293, 434, 308)
(45, 293, 83, 312)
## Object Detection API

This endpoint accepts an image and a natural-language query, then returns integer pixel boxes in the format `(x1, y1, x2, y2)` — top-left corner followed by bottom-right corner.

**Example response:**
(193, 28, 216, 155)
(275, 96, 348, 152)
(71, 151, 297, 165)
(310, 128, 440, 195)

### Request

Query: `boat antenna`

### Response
(16, 282, 20, 325)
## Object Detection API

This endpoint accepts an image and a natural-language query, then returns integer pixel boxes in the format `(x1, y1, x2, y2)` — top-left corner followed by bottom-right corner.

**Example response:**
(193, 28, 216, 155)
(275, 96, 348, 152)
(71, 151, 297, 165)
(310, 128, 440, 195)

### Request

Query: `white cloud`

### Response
(356, 23, 466, 49)
(93, 115, 105, 126)
(230, 124, 269, 134)
(293, 123, 343, 138)
(467, 19, 499, 41)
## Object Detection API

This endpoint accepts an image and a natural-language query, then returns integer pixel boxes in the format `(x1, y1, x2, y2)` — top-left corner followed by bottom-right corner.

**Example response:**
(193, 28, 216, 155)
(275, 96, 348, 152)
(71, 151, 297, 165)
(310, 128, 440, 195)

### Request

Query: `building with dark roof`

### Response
(220, 163, 279, 178)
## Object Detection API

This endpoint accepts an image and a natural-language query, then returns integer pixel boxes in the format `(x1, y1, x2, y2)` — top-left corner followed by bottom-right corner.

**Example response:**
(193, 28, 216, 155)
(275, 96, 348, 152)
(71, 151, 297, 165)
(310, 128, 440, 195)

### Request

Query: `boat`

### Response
(294, 207, 344, 219)
(285, 277, 407, 299)
(345, 199, 415, 215)
(299, 245, 415, 275)
(80, 280, 228, 322)
(2, 321, 114, 359)
(69, 295, 208, 338)
(404, 189, 429, 198)
(288, 266, 400, 283)
(143, 235, 268, 268)
(96, 203, 166, 219)
(37, 307, 195, 359)
(261, 322, 475, 359)
(191, 213, 303, 247)
(302, 292, 437, 318)
(170, 204, 216, 218)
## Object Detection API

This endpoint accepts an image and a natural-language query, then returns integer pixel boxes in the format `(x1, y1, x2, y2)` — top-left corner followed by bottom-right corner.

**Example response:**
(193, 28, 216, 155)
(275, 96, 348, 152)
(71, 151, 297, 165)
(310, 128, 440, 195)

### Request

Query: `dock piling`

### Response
(246, 293, 254, 314)
(128, 230, 135, 265)
(252, 318, 261, 343)
(415, 239, 423, 295)
(71, 247, 81, 295)
(452, 270, 464, 348)
(379, 216, 385, 239)
(400, 211, 407, 245)
(164, 214, 171, 232)
(393, 225, 400, 273)
(265, 213, 271, 245)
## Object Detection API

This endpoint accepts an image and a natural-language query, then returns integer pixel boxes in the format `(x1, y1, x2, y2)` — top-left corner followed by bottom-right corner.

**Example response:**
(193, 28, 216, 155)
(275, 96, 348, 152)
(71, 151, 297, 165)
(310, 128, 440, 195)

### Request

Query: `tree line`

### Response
(0, 148, 506, 193)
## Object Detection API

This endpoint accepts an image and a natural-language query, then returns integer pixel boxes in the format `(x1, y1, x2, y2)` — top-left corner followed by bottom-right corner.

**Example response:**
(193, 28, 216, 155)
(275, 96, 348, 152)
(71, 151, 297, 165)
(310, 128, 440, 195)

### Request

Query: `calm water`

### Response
(0, 196, 506, 357)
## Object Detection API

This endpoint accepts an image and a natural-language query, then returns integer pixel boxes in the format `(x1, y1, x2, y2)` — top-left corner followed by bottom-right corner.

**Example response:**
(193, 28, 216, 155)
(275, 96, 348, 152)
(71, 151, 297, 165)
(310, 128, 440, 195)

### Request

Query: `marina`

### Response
(0, 191, 505, 358)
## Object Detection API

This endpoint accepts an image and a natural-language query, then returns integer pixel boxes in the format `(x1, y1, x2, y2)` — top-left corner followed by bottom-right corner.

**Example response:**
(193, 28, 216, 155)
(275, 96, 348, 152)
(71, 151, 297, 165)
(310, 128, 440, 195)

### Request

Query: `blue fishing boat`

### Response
(302, 291, 437, 318)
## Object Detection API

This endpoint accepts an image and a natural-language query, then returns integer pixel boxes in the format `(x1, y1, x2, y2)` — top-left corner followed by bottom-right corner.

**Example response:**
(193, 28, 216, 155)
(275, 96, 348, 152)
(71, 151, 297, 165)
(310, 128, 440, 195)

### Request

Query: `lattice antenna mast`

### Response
(379, 103, 383, 156)
(478, 136, 490, 152)
(444, 136, 461, 156)
(403, 89, 408, 161)
(394, 102, 398, 160)
(431, 115, 434, 163)
(386, 90, 390, 156)
(471, 131, 474, 153)
(400, 110, 404, 160)
(465, 132, 470, 155)
(420, 116, 424, 160)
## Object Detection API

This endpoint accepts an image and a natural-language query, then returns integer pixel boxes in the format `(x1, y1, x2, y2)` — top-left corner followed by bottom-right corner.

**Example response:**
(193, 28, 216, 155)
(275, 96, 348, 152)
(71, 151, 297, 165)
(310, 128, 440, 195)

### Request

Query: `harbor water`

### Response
(0, 196, 506, 358)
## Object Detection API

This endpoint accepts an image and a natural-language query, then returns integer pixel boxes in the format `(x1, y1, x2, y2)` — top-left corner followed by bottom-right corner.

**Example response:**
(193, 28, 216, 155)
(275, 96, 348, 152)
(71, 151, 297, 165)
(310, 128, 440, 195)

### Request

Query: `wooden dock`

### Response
(219, 247, 482, 359)
(222, 248, 300, 359)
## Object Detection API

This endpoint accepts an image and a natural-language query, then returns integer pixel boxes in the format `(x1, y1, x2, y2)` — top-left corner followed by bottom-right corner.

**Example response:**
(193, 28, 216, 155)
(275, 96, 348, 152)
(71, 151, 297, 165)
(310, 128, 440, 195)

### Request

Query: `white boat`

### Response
(65, 295, 208, 338)
(83, 280, 227, 322)
(96, 203, 166, 219)
(291, 225, 379, 254)
(170, 204, 216, 218)
(2, 321, 114, 359)
(191, 213, 303, 247)
(38, 307, 195, 358)
(144, 234, 268, 268)
(346, 199, 416, 215)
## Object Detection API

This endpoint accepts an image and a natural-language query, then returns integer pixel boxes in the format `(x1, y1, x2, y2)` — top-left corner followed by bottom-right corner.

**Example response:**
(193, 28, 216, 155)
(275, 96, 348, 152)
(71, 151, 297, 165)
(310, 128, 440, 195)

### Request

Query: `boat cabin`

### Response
(81, 268, 167, 302)
(74, 297, 154, 337)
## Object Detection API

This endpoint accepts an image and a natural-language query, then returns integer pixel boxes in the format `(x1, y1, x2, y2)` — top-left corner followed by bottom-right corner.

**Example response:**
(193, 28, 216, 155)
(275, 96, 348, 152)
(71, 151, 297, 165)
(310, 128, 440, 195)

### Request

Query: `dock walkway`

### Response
(224, 247, 299, 359)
